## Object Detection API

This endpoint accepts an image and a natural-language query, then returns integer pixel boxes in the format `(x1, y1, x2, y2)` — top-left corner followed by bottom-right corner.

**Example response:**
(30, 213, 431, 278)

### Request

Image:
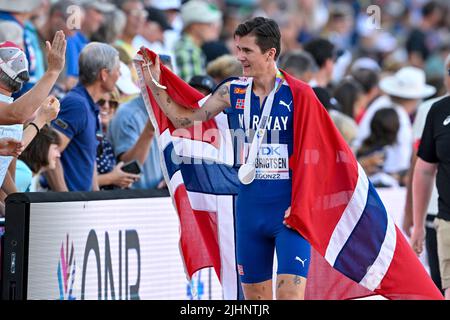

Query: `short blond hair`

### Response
(206, 55, 242, 83)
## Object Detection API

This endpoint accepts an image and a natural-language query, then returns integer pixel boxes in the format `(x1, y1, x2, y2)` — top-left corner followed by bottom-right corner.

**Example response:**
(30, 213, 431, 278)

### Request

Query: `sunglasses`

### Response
(98, 99, 119, 109)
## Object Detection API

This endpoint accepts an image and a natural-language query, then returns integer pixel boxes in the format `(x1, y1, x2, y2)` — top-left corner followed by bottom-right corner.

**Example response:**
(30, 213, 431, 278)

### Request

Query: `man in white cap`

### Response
(355, 66, 436, 179)
(0, 0, 43, 95)
(174, 0, 222, 81)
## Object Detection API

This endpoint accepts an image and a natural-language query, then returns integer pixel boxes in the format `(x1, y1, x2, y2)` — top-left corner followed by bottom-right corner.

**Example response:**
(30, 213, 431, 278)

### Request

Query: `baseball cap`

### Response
(189, 75, 216, 93)
(116, 62, 140, 95)
(0, 41, 29, 82)
(181, 0, 222, 27)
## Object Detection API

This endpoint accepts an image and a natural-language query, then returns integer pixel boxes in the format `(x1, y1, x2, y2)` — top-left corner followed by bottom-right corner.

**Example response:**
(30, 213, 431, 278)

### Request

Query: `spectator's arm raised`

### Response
(0, 31, 66, 124)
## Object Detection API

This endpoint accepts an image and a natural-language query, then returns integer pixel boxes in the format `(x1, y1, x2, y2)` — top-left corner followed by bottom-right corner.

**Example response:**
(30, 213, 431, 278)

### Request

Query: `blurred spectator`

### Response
(406, 1, 444, 68)
(16, 125, 61, 192)
(188, 75, 216, 96)
(206, 54, 242, 83)
(350, 66, 381, 123)
(273, 12, 302, 53)
(333, 77, 365, 120)
(278, 50, 318, 83)
(303, 37, 335, 89)
(96, 89, 140, 190)
(26, 4, 49, 86)
(202, 40, 230, 66)
(175, 0, 222, 81)
(65, 1, 115, 90)
(357, 108, 401, 187)
(108, 96, 162, 190)
(356, 66, 436, 178)
(92, 7, 127, 44)
(114, 0, 147, 63)
(321, 2, 354, 52)
(148, 0, 182, 56)
(47, 42, 120, 191)
(150, 0, 182, 33)
(425, 42, 450, 97)
(132, 6, 171, 52)
(313, 86, 357, 149)
(296, 0, 329, 37)
(37, 0, 79, 96)
(132, 6, 176, 71)
(351, 57, 381, 74)
(221, 6, 252, 56)
(0, 0, 43, 96)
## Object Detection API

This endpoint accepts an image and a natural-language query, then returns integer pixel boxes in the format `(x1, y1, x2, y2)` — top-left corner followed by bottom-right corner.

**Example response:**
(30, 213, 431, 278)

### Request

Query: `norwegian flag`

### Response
(135, 48, 443, 300)
(235, 99, 245, 109)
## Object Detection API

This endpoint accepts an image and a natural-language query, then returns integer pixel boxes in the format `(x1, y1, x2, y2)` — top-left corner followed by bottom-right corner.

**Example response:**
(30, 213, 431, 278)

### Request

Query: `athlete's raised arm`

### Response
(139, 54, 231, 128)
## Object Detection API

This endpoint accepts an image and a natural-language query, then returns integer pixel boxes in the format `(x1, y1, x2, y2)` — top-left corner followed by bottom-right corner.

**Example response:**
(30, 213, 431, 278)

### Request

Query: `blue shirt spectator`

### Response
(51, 83, 100, 191)
(108, 95, 163, 189)
(66, 31, 89, 77)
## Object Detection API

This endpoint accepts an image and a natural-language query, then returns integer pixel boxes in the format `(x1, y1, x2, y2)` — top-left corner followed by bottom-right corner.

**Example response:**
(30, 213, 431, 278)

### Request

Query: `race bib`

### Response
(244, 143, 289, 180)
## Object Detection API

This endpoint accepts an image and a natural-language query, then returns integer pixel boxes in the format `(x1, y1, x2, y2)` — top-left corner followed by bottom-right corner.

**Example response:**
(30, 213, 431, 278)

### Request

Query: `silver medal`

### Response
(238, 163, 256, 185)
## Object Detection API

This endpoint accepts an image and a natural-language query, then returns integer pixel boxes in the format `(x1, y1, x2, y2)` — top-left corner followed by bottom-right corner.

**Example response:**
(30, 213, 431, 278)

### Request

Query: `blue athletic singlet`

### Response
(223, 76, 311, 284)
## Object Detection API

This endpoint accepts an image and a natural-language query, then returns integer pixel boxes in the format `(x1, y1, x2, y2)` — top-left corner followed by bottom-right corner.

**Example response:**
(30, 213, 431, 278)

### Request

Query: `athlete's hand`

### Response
(283, 206, 292, 229)
(140, 47, 161, 85)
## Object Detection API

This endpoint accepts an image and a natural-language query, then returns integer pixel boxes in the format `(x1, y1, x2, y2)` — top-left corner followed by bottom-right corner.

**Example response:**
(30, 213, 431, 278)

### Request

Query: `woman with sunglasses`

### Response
(96, 89, 140, 189)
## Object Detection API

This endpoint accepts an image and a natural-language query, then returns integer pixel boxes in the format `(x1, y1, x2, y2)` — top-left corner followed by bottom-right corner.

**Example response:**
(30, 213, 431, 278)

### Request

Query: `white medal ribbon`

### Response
(238, 71, 283, 185)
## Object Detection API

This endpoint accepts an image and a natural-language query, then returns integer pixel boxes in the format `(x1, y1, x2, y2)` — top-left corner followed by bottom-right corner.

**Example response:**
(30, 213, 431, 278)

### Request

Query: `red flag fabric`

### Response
(284, 72, 443, 300)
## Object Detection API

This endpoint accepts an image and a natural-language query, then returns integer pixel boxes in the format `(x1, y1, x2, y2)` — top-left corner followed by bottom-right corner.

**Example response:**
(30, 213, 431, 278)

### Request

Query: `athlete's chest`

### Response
(228, 84, 294, 133)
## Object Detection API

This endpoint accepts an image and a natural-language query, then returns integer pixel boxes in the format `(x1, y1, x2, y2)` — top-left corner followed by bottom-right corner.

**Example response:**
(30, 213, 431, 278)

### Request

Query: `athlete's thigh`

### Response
(235, 196, 276, 285)
(275, 225, 311, 278)
(236, 222, 275, 284)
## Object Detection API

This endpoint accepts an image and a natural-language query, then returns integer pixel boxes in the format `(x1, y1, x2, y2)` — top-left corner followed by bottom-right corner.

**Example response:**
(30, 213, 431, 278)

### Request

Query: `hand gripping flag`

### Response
(135, 48, 443, 300)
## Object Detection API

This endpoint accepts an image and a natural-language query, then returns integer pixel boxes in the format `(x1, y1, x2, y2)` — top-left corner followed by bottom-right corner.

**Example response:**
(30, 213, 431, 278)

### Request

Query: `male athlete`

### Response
(140, 17, 310, 300)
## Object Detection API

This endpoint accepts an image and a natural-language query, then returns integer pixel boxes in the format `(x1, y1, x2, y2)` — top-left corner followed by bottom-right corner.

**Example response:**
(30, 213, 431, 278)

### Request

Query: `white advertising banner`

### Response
(26, 197, 223, 300)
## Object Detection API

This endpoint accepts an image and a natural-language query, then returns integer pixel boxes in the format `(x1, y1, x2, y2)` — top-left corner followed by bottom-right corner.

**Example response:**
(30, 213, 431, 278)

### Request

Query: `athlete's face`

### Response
(235, 35, 274, 78)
